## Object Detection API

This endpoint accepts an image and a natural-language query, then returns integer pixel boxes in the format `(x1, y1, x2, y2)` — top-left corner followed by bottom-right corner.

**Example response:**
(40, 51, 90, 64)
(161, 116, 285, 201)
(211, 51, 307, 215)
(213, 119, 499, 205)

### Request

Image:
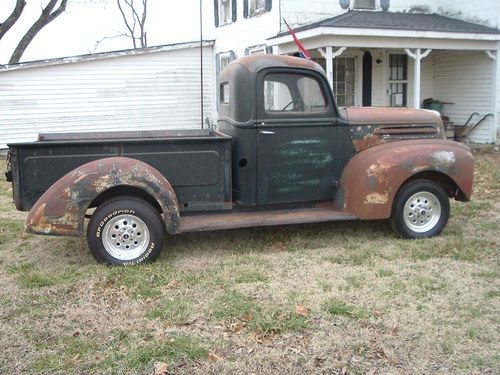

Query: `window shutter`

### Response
(214, 0, 219, 26)
(265, 46, 273, 54)
(265, 0, 272, 12)
(215, 53, 221, 78)
(229, 51, 236, 62)
(243, 0, 248, 18)
(231, 0, 237, 22)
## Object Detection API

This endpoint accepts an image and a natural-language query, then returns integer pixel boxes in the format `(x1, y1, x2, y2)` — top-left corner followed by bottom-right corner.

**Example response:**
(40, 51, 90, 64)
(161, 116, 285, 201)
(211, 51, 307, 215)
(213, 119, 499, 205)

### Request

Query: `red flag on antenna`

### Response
(283, 19, 311, 60)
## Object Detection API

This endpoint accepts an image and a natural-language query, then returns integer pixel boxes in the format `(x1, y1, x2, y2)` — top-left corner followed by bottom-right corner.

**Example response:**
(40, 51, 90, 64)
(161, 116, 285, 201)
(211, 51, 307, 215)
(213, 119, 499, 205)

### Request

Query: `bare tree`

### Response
(2, 0, 69, 64)
(116, 0, 147, 49)
(0, 0, 26, 41)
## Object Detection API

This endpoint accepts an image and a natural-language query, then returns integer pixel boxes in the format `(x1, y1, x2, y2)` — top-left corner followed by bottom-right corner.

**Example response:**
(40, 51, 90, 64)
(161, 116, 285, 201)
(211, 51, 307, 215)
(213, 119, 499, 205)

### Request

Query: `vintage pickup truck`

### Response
(6, 55, 473, 265)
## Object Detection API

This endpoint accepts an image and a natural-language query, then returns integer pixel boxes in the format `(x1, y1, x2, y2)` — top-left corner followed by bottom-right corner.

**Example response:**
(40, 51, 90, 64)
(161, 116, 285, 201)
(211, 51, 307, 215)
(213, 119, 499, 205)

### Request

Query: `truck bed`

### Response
(8, 129, 232, 212)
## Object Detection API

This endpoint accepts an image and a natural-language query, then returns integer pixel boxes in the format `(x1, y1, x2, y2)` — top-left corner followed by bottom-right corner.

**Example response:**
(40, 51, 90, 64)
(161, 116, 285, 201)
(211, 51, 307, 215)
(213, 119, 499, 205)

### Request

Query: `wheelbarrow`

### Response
(454, 112, 493, 142)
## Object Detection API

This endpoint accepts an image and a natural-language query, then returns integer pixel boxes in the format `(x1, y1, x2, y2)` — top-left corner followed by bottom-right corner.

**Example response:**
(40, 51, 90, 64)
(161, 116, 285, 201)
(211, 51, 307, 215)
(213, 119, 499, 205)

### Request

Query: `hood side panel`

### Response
(345, 107, 445, 152)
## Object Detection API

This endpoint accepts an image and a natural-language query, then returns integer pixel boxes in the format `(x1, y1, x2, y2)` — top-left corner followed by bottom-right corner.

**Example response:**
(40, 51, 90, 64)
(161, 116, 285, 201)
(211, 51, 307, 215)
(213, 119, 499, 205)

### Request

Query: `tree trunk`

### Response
(0, 0, 26, 41)
(8, 0, 68, 64)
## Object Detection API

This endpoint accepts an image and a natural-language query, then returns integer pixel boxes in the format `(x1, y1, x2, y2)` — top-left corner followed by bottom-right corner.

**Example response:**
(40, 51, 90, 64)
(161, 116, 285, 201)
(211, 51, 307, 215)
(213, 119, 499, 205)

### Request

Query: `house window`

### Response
(244, 0, 271, 18)
(333, 58, 355, 107)
(216, 50, 236, 79)
(246, 44, 266, 55)
(219, 0, 232, 25)
(353, 0, 375, 10)
(220, 52, 232, 71)
(264, 73, 327, 113)
(388, 54, 407, 107)
(249, 0, 265, 16)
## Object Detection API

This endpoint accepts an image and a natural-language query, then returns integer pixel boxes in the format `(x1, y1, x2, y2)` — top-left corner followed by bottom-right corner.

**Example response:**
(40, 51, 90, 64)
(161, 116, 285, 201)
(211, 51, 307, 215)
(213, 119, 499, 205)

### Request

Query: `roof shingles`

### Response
(276, 10, 500, 36)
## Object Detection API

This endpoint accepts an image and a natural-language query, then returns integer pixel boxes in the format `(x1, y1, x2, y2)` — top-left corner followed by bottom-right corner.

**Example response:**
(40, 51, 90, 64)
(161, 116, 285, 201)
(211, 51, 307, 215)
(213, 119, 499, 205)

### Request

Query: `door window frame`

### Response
(387, 53, 408, 107)
(332, 57, 356, 107)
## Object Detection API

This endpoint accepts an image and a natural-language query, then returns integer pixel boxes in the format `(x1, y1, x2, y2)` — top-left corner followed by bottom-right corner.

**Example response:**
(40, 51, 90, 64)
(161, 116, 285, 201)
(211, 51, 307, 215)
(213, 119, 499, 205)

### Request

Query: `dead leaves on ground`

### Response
(295, 304, 309, 317)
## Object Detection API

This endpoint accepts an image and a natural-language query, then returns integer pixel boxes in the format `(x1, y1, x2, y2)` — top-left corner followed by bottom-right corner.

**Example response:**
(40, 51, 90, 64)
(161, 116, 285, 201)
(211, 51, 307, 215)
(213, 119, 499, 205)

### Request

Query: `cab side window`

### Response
(264, 79, 292, 111)
(263, 73, 327, 113)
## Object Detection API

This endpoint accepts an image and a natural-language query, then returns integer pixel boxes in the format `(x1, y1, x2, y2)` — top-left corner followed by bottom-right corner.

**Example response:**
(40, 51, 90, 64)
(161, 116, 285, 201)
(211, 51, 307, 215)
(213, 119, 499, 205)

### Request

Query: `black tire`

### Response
(390, 179, 450, 239)
(87, 196, 165, 265)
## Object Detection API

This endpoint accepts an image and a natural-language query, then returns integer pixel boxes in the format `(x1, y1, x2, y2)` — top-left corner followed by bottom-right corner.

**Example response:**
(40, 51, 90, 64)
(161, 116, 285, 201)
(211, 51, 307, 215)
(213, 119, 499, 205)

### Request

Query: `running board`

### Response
(179, 206, 357, 233)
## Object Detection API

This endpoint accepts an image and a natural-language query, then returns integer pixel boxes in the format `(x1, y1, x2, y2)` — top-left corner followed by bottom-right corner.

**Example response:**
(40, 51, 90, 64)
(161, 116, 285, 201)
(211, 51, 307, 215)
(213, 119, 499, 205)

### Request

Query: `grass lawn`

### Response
(0, 149, 498, 374)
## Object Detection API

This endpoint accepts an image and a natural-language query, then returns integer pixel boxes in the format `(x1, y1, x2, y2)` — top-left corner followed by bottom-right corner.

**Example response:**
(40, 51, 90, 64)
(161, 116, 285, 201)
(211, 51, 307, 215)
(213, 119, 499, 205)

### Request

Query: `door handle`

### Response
(259, 130, 275, 135)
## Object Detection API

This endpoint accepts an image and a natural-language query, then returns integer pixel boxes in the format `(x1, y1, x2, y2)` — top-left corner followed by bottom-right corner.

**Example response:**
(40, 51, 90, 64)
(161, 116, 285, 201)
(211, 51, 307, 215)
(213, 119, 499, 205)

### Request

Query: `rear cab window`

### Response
(220, 82, 230, 104)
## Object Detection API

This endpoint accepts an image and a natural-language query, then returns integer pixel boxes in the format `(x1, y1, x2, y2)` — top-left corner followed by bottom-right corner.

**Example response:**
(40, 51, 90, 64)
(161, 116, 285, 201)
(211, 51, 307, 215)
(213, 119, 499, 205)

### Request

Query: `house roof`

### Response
(273, 10, 500, 37)
(0, 40, 214, 72)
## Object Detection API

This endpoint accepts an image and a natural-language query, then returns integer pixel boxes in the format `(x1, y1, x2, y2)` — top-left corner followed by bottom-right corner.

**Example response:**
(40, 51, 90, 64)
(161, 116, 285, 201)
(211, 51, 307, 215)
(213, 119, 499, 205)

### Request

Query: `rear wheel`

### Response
(87, 196, 165, 265)
(390, 180, 450, 239)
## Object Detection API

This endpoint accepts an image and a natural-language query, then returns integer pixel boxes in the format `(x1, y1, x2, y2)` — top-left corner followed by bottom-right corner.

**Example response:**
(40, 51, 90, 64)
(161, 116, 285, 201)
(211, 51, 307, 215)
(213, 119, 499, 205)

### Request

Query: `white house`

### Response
(1, 0, 499, 147)
(206, 0, 500, 144)
(0, 41, 214, 149)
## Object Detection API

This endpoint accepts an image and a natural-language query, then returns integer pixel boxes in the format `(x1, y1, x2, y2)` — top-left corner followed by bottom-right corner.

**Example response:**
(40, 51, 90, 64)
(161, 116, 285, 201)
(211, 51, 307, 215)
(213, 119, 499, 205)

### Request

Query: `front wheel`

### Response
(390, 180, 450, 239)
(87, 196, 165, 265)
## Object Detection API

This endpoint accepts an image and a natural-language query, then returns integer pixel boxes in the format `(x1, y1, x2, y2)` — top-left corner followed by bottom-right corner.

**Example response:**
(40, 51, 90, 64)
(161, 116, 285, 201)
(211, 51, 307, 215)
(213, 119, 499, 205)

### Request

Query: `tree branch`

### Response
(91, 33, 128, 52)
(117, 0, 137, 48)
(140, 0, 147, 47)
(9, 0, 68, 64)
(117, 0, 147, 48)
(0, 0, 26, 41)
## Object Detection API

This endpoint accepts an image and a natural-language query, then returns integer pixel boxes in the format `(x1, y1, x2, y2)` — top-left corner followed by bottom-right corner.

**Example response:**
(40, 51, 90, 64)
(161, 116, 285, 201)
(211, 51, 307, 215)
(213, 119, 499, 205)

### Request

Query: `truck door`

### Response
(256, 69, 339, 205)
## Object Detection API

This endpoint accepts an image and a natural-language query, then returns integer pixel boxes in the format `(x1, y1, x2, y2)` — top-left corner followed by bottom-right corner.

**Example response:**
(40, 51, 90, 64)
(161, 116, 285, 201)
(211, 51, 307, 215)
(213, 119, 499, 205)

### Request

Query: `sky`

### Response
(0, 0, 203, 64)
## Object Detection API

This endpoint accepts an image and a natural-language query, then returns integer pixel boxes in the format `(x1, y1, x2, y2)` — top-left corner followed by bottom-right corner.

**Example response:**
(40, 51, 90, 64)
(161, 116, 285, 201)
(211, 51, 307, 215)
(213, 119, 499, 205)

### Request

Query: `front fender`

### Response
(336, 139, 473, 219)
(26, 157, 180, 236)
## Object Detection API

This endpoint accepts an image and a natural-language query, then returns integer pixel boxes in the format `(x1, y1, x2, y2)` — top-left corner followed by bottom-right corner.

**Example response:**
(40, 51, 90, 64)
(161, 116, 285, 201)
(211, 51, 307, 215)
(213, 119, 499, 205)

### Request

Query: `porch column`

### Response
(318, 47, 347, 90)
(326, 47, 333, 88)
(405, 48, 432, 109)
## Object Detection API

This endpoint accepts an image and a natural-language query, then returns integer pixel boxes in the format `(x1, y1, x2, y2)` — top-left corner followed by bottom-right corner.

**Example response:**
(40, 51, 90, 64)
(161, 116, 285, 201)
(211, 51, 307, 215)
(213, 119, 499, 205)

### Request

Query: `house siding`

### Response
(280, 0, 342, 29)
(496, 49, 500, 142)
(433, 50, 494, 143)
(208, 0, 280, 59)
(390, 0, 500, 29)
(420, 56, 434, 104)
(0, 46, 214, 148)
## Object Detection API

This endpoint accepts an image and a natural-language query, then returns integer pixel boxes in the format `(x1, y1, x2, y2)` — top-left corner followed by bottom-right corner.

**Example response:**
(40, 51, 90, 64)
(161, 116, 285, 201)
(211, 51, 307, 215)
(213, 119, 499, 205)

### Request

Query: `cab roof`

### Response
(225, 54, 325, 76)
(217, 55, 327, 124)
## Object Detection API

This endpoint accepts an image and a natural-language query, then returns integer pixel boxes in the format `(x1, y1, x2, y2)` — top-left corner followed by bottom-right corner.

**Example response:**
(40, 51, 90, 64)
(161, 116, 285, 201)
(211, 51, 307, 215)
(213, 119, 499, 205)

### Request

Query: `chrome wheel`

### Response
(102, 214, 151, 261)
(403, 191, 442, 233)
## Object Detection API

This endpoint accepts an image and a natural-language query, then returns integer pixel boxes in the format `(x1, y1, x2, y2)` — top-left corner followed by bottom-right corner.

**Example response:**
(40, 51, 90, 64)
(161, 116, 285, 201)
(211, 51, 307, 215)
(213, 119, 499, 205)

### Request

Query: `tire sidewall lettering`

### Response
(122, 242, 155, 265)
(87, 197, 165, 266)
(95, 209, 136, 238)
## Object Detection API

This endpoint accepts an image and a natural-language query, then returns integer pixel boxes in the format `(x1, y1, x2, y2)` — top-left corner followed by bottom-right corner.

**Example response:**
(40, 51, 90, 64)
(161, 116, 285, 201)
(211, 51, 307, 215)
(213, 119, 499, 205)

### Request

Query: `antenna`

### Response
(200, 0, 204, 129)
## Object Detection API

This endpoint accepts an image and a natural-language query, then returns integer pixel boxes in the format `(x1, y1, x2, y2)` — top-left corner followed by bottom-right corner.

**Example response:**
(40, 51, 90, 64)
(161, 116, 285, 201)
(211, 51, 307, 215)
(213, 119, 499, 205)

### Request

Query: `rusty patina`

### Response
(336, 139, 473, 220)
(26, 157, 180, 236)
(345, 107, 444, 152)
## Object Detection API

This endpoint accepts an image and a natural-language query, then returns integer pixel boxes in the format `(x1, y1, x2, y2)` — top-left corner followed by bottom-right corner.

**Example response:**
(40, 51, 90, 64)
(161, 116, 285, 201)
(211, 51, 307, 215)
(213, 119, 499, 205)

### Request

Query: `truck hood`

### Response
(344, 107, 444, 152)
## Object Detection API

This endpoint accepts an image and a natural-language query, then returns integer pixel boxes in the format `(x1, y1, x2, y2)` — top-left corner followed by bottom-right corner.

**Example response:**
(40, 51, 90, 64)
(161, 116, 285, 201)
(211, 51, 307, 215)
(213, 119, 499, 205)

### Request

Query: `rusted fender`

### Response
(336, 139, 473, 220)
(26, 157, 180, 237)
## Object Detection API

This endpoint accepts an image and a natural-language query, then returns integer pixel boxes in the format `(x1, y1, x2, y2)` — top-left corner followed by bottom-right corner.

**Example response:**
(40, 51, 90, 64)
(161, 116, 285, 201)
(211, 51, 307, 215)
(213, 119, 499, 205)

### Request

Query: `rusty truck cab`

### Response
(217, 55, 355, 207)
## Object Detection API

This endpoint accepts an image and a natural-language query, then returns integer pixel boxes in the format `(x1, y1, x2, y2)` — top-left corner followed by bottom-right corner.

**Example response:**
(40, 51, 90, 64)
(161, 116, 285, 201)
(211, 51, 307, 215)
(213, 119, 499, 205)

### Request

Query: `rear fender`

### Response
(26, 157, 180, 236)
(336, 139, 473, 219)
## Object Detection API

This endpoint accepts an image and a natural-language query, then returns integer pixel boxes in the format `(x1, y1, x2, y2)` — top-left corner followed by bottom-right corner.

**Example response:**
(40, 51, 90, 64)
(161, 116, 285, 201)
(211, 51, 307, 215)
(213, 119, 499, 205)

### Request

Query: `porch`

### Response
(267, 11, 500, 144)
